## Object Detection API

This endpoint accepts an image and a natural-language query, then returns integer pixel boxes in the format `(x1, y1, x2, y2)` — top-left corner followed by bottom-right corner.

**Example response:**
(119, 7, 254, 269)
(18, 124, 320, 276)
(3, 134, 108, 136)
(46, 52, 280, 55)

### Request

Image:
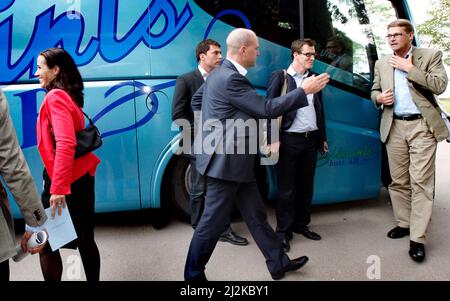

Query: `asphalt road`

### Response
(9, 142, 450, 281)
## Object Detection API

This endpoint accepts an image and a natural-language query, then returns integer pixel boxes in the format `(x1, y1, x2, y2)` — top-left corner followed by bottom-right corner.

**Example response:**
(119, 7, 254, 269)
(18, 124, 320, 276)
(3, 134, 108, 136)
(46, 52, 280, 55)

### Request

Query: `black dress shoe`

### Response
(282, 239, 290, 252)
(409, 241, 425, 262)
(270, 256, 309, 280)
(296, 228, 321, 240)
(219, 230, 249, 246)
(387, 226, 410, 239)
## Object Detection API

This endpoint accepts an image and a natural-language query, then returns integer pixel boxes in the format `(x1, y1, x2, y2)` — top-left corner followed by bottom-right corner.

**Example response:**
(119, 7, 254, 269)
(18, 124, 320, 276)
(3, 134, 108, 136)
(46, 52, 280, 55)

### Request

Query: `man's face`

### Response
(200, 45, 222, 71)
(294, 45, 315, 71)
(387, 26, 413, 53)
(242, 37, 260, 68)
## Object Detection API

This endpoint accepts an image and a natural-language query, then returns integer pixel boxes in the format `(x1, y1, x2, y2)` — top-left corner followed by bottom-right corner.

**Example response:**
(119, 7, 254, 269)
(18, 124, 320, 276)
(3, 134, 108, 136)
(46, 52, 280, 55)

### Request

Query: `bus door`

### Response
(88, 0, 154, 212)
(136, 0, 194, 209)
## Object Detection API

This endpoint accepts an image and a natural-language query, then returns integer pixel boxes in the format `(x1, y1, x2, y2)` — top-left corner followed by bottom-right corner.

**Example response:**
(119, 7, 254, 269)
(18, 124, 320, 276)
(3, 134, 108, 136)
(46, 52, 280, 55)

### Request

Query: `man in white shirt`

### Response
(267, 39, 328, 252)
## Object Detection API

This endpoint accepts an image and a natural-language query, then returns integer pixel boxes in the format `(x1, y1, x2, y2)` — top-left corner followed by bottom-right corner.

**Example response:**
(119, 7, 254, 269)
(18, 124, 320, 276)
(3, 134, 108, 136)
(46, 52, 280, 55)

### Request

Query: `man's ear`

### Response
(239, 45, 247, 55)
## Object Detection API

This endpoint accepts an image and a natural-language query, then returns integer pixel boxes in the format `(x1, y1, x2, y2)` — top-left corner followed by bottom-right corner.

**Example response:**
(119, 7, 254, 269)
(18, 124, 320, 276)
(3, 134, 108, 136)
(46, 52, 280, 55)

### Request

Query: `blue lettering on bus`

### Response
(204, 9, 251, 39)
(0, 0, 193, 84)
(14, 88, 45, 149)
(0, 0, 14, 12)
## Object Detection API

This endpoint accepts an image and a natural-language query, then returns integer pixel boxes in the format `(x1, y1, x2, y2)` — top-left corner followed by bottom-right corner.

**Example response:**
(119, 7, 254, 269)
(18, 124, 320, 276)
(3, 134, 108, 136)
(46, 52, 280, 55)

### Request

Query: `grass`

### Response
(440, 98, 450, 113)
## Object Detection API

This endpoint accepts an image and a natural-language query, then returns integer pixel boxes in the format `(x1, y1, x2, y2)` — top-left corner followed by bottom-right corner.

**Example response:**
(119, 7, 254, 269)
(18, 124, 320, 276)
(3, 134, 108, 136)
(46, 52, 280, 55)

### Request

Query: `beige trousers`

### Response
(386, 118, 437, 244)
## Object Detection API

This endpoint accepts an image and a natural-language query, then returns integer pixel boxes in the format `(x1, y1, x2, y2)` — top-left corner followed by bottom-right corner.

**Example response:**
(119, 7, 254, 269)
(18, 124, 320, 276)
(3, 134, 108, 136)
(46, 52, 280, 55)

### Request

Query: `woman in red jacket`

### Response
(35, 48, 101, 281)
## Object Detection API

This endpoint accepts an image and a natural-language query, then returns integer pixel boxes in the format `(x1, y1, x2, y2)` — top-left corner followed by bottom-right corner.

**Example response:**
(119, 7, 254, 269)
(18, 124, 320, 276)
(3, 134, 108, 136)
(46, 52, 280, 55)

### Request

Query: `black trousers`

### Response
(276, 131, 319, 239)
(184, 177, 289, 279)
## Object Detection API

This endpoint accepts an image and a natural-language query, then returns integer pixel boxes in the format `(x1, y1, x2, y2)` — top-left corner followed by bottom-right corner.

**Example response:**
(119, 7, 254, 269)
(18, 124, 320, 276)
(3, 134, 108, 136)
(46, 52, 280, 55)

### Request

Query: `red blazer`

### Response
(37, 89, 100, 195)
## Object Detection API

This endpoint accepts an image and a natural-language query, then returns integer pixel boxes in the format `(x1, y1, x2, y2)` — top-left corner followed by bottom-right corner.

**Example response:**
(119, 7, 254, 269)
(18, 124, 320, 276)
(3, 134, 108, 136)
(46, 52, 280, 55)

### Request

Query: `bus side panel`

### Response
(314, 85, 381, 203)
(134, 79, 177, 209)
(83, 81, 141, 213)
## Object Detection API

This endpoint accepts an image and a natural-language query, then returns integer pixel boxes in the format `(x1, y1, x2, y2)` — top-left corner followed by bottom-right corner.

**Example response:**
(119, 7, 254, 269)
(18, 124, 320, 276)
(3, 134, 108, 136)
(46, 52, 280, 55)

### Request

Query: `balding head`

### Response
(226, 28, 259, 68)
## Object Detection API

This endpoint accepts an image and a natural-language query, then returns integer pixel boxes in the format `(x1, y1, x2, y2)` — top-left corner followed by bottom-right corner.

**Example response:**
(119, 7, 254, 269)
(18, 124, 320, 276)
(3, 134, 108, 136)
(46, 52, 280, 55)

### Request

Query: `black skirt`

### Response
(42, 169, 95, 250)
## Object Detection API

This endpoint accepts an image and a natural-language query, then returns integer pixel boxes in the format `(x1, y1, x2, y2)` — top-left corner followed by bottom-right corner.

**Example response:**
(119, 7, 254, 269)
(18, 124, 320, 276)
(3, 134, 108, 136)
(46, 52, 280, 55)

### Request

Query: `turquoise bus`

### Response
(2, 0, 413, 221)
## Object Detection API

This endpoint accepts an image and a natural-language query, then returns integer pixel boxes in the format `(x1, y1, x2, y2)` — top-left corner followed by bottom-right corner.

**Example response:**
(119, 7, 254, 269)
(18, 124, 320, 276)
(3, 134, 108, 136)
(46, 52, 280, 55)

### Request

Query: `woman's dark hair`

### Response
(39, 47, 84, 107)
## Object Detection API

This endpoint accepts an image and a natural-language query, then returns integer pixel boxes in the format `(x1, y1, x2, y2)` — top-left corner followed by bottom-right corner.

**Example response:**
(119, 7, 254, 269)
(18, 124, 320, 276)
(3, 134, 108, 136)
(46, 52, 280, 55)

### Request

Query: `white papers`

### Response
(44, 207, 77, 251)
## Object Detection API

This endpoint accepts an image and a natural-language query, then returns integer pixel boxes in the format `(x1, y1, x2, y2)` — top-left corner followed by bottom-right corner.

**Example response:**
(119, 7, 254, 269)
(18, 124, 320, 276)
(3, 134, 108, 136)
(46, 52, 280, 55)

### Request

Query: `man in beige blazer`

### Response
(0, 88, 47, 280)
(371, 19, 448, 263)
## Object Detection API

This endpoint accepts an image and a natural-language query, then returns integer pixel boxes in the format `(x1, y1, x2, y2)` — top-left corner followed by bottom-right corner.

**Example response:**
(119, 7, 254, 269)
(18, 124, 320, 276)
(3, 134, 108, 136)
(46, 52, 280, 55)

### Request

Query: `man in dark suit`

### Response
(172, 39, 248, 245)
(185, 28, 329, 281)
(267, 39, 328, 252)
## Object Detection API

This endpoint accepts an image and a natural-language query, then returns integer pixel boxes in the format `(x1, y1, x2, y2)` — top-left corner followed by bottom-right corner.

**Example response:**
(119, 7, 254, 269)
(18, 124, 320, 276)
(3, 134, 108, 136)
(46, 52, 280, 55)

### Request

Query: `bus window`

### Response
(305, 0, 397, 93)
(365, 0, 398, 57)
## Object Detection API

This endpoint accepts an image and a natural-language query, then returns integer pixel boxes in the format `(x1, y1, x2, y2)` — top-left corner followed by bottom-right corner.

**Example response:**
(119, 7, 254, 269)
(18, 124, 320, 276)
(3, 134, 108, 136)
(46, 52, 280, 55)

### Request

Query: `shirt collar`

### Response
(394, 46, 413, 59)
(406, 47, 413, 58)
(227, 58, 248, 76)
(198, 65, 208, 80)
(287, 64, 309, 79)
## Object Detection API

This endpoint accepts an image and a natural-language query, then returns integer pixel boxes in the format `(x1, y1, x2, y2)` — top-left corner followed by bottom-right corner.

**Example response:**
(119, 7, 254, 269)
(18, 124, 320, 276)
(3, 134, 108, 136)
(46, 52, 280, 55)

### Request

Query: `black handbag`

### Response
(74, 112, 103, 158)
(49, 111, 103, 158)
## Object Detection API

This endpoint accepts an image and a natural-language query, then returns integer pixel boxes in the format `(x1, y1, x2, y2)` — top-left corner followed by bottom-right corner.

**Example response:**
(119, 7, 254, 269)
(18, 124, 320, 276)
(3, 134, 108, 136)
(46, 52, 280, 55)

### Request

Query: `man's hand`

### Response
(50, 194, 66, 218)
(389, 54, 413, 73)
(322, 141, 329, 154)
(303, 73, 330, 95)
(376, 88, 394, 106)
(268, 141, 281, 154)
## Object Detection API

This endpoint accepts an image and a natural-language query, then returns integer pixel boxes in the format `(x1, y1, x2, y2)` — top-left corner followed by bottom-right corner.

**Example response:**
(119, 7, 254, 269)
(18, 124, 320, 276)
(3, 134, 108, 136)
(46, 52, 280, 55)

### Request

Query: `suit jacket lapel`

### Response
(385, 55, 394, 90)
(412, 47, 423, 69)
(287, 75, 296, 92)
(193, 69, 205, 86)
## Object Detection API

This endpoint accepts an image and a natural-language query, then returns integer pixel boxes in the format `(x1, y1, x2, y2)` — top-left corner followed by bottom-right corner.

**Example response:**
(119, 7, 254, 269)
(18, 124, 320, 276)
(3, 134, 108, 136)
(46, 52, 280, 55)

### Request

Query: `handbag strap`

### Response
(280, 69, 288, 96)
(45, 105, 95, 143)
(81, 111, 95, 126)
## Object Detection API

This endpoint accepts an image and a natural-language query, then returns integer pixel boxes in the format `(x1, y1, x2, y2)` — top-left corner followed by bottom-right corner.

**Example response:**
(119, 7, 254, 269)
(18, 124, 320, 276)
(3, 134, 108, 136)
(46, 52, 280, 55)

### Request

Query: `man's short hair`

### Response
(196, 39, 221, 62)
(291, 38, 316, 59)
(387, 19, 414, 33)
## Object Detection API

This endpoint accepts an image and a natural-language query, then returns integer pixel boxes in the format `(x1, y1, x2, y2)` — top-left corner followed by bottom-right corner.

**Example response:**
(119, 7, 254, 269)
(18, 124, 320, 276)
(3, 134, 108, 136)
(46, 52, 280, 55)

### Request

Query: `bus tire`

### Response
(166, 156, 270, 223)
(168, 156, 191, 223)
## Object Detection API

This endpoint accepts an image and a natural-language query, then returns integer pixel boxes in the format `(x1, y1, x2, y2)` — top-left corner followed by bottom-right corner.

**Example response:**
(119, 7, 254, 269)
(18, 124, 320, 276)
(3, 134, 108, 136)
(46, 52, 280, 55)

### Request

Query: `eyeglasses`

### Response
(301, 52, 317, 58)
(385, 33, 404, 39)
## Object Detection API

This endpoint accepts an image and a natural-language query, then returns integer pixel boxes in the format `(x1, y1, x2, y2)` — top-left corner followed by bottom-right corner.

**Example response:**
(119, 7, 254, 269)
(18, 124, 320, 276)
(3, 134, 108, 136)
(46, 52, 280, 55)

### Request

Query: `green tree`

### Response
(416, 0, 450, 65)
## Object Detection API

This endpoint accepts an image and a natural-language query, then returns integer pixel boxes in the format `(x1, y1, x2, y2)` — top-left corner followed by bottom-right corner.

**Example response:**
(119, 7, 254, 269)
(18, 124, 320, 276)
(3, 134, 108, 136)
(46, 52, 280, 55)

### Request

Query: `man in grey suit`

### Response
(172, 39, 248, 246)
(0, 88, 47, 281)
(371, 19, 448, 262)
(185, 28, 329, 281)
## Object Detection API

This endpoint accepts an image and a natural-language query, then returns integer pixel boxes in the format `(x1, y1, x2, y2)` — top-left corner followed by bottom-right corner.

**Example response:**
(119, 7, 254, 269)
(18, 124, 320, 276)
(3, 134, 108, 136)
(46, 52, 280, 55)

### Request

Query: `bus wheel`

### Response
(169, 156, 192, 222)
